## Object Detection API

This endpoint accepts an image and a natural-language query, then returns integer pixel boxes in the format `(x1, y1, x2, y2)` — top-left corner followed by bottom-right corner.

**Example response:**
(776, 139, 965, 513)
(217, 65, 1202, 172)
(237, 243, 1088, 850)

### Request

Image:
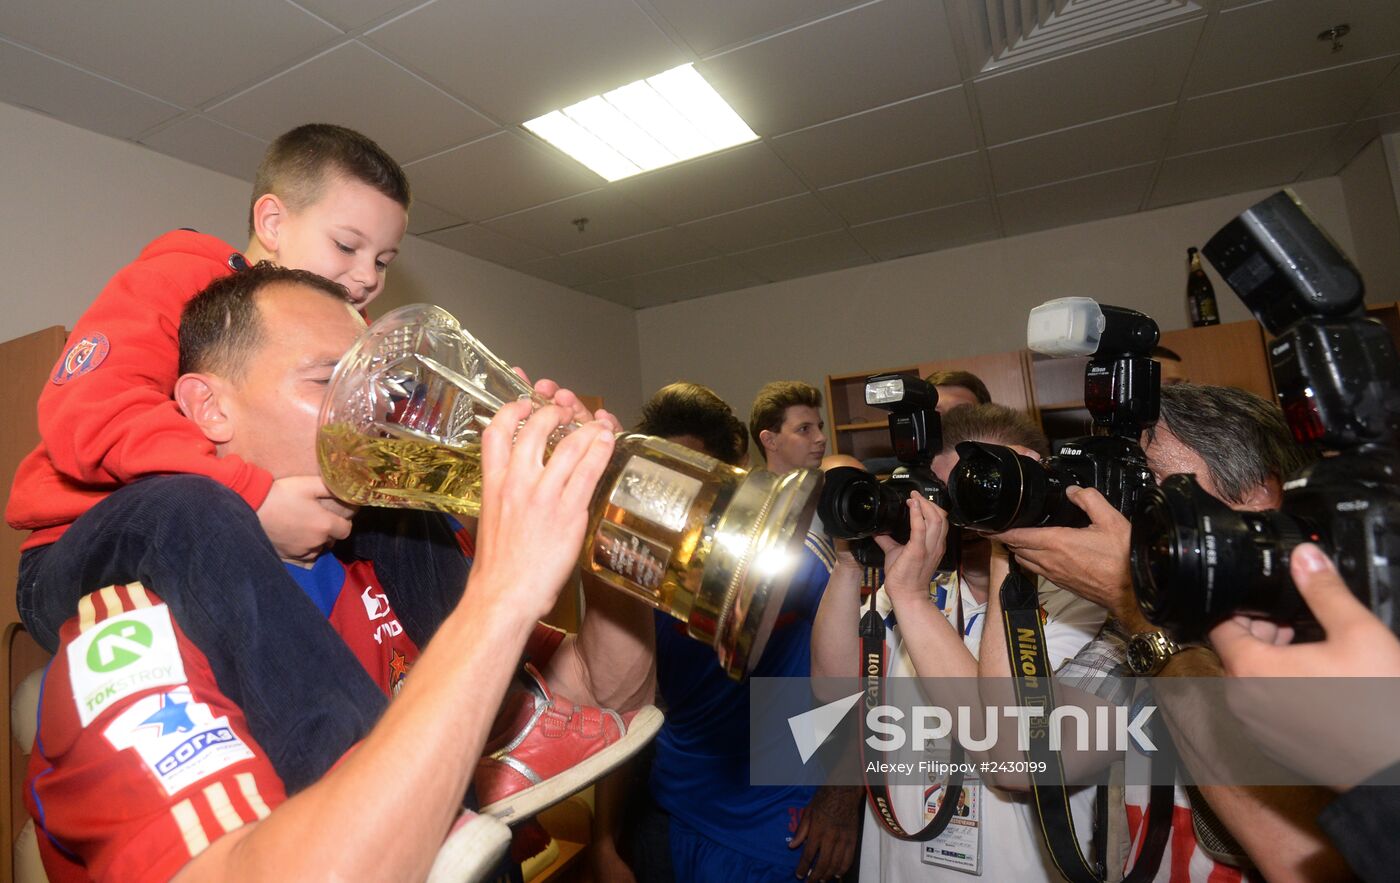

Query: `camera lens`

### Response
(818, 467, 907, 540)
(1131, 474, 1317, 641)
(948, 442, 1085, 532)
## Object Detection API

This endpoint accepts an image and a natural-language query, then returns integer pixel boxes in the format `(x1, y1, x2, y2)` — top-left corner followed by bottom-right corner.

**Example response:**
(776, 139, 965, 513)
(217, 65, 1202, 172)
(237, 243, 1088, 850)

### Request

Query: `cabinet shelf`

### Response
(836, 421, 887, 432)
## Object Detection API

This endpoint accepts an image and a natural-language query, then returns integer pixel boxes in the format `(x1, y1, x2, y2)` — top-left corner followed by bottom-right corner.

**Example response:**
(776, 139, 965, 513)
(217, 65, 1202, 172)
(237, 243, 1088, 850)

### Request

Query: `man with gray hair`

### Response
(997, 382, 1346, 881)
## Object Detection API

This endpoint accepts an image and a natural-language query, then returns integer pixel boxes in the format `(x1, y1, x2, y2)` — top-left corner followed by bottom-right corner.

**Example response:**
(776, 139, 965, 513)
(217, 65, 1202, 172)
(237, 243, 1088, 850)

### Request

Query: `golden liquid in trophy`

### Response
(318, 305, 819, 678)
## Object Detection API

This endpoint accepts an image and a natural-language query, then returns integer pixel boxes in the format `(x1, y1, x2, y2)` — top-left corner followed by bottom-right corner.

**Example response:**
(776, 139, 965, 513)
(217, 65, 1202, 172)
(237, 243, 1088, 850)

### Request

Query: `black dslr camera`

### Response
(947, 299, 1160, 532)
(1131, 190, 1400, 642)
(818, 374, 951, 567)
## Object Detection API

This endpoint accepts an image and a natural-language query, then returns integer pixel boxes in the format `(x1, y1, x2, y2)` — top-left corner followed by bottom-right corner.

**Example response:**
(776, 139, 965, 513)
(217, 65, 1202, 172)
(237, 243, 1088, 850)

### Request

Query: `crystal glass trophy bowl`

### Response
(317, 304, 820, 678)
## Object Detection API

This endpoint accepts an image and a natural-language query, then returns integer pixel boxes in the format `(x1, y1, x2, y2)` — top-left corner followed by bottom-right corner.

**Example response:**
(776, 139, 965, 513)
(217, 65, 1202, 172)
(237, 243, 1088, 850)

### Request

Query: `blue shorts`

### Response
(669, 816, 797, 883)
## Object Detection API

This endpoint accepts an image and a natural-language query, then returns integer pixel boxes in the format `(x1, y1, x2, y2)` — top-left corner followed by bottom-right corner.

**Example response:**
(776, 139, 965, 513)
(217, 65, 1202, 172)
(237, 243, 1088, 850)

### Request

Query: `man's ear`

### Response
(174, 373, 235, 446)
(249, 192, 287, 257)
(1236, 474, 1282, 512)
(759, 428, 778, 453)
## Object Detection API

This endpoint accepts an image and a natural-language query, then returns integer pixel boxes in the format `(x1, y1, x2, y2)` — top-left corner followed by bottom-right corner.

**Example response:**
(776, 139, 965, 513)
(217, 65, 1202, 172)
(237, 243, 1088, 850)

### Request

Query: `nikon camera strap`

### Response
(859, 584, 965, 841)
(1000, 560, 1174, 883)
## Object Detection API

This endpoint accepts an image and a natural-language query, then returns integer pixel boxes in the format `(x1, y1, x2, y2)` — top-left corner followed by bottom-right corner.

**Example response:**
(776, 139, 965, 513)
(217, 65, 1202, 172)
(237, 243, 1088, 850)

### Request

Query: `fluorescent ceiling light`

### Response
(523, 63, 758, 182)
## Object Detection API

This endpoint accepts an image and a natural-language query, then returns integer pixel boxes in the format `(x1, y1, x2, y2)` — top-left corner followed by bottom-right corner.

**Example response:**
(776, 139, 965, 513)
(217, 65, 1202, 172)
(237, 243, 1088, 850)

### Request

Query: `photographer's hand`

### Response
(1210, 544, 1400, 792)
(996, 486, 1146, 629)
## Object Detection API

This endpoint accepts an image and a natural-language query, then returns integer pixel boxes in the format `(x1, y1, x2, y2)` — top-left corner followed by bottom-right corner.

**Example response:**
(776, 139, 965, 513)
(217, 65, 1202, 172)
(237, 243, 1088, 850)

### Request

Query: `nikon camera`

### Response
(947, 299, 1160, 532)
(1131, 190, 1400, 641)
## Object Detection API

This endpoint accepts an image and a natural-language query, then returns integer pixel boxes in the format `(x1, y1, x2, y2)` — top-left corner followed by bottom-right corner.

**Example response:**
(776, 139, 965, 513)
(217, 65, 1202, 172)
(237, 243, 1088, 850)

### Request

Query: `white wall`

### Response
(0, 101, 643, 420)
(1338, 136, 1400, 304)
(635, 178, 1356, 420)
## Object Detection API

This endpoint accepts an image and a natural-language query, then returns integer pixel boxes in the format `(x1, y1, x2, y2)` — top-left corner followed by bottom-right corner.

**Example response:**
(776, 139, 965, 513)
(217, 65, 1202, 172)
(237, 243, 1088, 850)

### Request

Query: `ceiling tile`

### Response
(483, 188, 663, 254)
(610, 142, 806, 225)
(1148, 125, 1345, 208)
(207, 42, 496, 164)
(366, 0, 682, 124)
(678, 194, 843, 254)
(582, 258, 764, 309)
(1186, 0, 1400, 96)
(1171, 56, 1396, 155)
(848, 199, 1000, 261)
(698, 0, 961, 136)
(421, 223, 550, 267)
(1300, 112, 1400, 178)
(404, 132, 600, 222)
(644, 0, 867, 56)
(406, 201, 465, 236)
(819, 152, 988, 226)
(518, 255, 610, 289)
(0, 0, 340, 107)
(998, 164, 1156, 237)
(988, 104, 1174, 193)
(732, 230, 873, 281)
(295, 0, 417, 31)
(770, 87, 977, 187)
(140, 116, 270, 181)
(974, 20, 1203, 145)
(0, 39, 181, 140)
(566, 227, 720, 280)
(1360, 59, 1400, 117)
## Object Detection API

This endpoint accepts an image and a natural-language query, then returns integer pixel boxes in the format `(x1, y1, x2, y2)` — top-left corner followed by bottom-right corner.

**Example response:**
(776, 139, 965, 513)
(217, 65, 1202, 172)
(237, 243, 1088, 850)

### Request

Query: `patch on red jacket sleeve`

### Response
(52, 333, 111, 385)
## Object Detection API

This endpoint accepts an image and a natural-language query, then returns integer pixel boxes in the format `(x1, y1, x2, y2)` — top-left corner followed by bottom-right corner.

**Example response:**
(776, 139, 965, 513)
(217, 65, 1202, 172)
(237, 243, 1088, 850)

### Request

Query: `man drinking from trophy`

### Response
(24, 263, 661, 881)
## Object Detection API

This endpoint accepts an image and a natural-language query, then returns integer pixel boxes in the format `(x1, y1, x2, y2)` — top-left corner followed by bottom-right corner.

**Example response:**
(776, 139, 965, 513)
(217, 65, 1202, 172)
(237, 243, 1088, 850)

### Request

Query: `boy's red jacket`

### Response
(6, 230, 275, 549)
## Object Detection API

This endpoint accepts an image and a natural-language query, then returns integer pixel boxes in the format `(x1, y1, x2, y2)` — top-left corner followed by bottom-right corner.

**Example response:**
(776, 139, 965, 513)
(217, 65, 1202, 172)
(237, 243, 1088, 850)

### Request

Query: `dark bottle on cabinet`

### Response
(1186, 247, 1220, 327)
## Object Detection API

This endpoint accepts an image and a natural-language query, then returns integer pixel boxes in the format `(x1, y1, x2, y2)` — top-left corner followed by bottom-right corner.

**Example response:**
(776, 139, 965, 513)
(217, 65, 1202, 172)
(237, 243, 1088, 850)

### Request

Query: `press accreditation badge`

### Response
(921, 774, 982, 874)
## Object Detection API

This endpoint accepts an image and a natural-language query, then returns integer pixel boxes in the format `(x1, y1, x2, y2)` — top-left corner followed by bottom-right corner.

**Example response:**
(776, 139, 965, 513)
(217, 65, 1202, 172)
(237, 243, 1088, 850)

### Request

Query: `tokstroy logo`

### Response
(786, 693, 1158, 761)
(86, 619, 155, 673)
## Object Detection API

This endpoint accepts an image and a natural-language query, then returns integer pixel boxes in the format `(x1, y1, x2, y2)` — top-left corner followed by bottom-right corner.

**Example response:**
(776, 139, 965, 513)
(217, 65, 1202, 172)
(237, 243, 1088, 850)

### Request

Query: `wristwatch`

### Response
(1126, 630, 1183, 676)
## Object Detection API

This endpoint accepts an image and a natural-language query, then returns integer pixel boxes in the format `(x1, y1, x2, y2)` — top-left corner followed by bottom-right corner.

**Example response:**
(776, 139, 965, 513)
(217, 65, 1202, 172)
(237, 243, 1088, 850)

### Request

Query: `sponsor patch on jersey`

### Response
(68, 604, 188, 727)
(104, 686, 255, 796)
(52, 333, 110, 385)
(361, 584, 391, 620)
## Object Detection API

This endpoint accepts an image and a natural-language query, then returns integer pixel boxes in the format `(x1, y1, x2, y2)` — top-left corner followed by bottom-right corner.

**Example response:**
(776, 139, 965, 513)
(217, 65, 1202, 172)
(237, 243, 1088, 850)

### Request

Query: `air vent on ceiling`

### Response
(969, 0, 1204, 74)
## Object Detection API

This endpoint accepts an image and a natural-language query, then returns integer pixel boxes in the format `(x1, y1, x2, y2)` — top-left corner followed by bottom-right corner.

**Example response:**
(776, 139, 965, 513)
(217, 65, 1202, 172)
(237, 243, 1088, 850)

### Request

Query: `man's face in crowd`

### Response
(220, 285, 365, 479)
(935, 385, 980, 414)
(1141, 422, 1278, 512)
(764, 405, 826, 472)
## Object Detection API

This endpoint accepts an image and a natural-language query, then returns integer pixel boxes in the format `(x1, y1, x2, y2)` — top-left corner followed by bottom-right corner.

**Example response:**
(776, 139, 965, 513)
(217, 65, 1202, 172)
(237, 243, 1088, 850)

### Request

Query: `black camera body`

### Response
(1132, 190, 1400, 640)
(818, 374, 951, 568)
(947, 300, 1160, 532)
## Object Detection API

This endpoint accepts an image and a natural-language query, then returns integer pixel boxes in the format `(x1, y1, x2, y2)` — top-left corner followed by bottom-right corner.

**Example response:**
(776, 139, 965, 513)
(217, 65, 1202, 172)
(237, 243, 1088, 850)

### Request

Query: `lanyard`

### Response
(860, 577, 966, 841)
(998, 559, 1174, 883)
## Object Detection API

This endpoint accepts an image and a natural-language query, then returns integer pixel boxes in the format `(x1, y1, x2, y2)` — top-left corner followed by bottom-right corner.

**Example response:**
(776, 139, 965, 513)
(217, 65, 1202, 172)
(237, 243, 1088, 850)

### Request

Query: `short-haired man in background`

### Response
(750, 381, 826, 472)
(923, 369, 992, 413)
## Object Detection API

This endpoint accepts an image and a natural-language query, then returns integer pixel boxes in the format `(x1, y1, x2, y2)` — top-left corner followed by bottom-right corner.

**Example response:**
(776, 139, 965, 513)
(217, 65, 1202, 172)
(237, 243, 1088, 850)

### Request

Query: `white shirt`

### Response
(859, 575, 1107, 882)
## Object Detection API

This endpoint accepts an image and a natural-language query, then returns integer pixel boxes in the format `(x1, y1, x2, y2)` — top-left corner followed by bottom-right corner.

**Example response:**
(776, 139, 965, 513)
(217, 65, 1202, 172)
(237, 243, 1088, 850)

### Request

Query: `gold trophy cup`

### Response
(317, 304, 820, 678)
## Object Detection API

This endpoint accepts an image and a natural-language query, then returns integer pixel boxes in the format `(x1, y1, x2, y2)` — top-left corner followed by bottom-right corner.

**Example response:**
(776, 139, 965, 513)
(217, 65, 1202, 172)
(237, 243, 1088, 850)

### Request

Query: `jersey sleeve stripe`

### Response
(77, 594, 97, 634)
(236, 772, 272, 820)
(171, 798, 211, 858)
(126, 582, 154, 608)
(98, 585, 122, 618)
(203, 782, 245, 834)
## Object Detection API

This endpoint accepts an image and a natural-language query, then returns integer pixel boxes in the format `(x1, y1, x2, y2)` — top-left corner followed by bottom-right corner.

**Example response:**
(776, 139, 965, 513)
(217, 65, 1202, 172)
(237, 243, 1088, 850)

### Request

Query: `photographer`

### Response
(1212, 544, 1400, 883)
(811, 404, 1105, 882)
(996, 383, 1348, 881)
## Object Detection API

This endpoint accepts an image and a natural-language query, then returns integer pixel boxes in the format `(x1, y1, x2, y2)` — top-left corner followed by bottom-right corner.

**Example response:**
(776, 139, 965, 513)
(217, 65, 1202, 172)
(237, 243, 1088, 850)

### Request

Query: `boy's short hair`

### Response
(635, 382, 744, 466)
(180, 262, 350, 379)
(748, 381, 822, 451)
(940, 404, 1050, 458)
(248, 124, 411, 235)
(923, 369, 992, 405)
